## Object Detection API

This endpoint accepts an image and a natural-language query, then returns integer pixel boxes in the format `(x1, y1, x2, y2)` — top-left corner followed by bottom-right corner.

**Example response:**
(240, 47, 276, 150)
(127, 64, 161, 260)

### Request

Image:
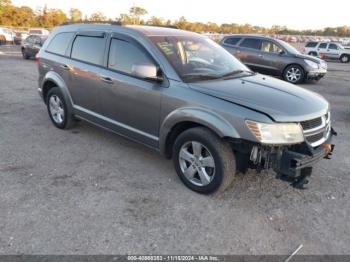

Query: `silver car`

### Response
(37, 23, 335, 194)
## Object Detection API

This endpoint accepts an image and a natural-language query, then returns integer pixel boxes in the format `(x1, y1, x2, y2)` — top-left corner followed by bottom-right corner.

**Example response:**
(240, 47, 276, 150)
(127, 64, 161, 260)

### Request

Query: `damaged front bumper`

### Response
(233, 128, 336, 189)
(272, 128, 336, 188)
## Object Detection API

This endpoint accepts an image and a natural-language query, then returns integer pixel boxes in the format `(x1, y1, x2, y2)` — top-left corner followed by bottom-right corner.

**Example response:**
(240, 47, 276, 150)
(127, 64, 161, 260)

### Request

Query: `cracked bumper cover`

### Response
(273, 128, 336, 178)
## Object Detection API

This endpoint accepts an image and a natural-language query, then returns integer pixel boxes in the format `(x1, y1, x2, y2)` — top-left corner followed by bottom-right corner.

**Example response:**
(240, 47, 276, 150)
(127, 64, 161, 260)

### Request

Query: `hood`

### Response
(189, 74, 329, 122)
(293, 53, 324, 63)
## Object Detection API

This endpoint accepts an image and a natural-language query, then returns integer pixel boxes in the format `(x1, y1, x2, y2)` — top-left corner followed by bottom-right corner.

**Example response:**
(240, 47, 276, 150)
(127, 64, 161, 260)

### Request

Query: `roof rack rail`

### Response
(60, 20, 122, 26)
(145, 25, 178, 29)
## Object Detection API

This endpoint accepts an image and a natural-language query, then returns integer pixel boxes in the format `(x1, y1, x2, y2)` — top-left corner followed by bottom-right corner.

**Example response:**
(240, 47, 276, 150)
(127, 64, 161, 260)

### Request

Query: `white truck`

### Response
(304, 41, 350, 63)
(0, 27, 14, 45)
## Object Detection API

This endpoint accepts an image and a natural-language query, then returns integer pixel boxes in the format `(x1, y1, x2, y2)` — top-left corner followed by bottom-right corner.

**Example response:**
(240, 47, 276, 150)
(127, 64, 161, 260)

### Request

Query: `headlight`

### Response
(304, 59, 319, 69)
(246, 120, 304, 145)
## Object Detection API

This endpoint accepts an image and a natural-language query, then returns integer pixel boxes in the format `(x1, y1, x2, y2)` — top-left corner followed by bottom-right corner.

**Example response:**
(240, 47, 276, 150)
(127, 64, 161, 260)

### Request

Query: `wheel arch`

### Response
(41, 71, 74, 112)
(159, 107, 240, 158)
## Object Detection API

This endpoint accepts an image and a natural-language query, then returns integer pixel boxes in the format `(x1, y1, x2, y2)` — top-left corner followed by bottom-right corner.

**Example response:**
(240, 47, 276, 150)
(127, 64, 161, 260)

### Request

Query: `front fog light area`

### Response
(246, 120, 304, 145)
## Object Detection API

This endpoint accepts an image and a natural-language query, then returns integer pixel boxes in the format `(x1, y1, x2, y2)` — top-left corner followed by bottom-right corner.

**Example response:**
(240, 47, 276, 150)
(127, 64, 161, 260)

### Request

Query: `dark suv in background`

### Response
(220, 35, 327, 84)
(37, 23, 335, 194)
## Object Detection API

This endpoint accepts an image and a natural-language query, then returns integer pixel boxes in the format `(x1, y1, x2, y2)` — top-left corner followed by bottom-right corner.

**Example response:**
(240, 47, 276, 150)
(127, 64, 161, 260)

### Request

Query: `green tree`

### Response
(89, 11, 107, 21)
(129, 6, 147, 24)
(69, 8, 82, 22)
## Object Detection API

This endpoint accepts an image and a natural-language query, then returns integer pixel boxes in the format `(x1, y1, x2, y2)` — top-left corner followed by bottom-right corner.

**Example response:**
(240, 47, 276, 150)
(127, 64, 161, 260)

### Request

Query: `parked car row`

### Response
(219, 34, 327, 84)
(0, 26, 49, 45)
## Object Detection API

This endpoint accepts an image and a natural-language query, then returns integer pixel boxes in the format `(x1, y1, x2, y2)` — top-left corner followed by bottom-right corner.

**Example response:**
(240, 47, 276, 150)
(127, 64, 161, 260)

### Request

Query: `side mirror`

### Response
(279, 50, 285, 55)
(132, 64, 163, 82)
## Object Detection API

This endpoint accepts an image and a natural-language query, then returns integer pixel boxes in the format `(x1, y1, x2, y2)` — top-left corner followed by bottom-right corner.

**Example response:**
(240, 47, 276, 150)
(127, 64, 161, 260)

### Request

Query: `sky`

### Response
(12, 0, 350, 30)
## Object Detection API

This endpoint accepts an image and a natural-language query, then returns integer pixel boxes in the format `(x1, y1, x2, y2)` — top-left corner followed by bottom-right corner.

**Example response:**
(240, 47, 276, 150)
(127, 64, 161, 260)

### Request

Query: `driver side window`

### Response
(261, 41, 283, 54)
(108, 38, 155, 76)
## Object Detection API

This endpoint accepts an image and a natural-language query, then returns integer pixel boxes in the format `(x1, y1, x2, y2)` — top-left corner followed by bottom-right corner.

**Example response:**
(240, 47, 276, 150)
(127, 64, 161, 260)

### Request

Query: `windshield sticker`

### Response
(157, 42, 174, 55)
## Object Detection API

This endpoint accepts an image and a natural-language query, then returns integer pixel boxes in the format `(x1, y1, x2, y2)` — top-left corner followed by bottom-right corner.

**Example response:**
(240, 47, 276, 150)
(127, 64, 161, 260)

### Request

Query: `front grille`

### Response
(300, 117, 322, 130)
(305, 132, 324, 144)
(300, 113, 330, 147)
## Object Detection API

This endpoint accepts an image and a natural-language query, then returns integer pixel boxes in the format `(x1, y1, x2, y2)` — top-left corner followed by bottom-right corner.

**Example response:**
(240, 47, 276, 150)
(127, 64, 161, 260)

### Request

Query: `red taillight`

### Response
(34, 53, 40, 63)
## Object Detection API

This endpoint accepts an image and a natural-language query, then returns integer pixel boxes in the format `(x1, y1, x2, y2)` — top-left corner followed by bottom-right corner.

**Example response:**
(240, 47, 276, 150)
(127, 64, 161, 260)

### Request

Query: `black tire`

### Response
(340, 54, 350, 63)
(21, 48, 30, 59)
(283, 64, 305, 84)
(173, 127, 236, 195)
(46, 87, 75, 129)
(308, 51, 317, 57)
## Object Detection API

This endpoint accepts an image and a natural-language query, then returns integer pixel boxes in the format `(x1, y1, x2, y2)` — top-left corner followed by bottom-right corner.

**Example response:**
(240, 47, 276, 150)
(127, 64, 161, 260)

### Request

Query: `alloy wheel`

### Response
(341, 56, 349, 63)
(286, 67, 302, 83)
(178, 141, 215, 186)
(49, 95, 65, 124)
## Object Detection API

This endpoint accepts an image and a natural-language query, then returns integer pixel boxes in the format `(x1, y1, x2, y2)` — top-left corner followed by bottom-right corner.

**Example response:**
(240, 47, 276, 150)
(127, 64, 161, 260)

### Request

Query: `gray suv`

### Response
(37, 23, 335, 194)
(220, 35, 327, 84)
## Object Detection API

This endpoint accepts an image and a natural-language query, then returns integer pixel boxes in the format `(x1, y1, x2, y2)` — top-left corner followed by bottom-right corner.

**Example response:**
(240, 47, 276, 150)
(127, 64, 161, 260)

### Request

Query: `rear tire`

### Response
(46, 87, 75, 129)
(340, 54, 350, 63)
(283, 64, 305, 84)
(173, 127, 236, 195)
(21, 48, 30, 59)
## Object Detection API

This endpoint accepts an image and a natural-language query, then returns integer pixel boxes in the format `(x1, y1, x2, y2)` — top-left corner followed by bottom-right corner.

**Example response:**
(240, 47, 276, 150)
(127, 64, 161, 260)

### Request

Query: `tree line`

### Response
(1, 0, 349, 37)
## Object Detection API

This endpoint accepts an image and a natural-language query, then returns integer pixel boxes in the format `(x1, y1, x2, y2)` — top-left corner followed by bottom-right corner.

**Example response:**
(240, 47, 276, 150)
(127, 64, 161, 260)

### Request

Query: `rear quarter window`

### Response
(239, 38, 262, 50)
(46, 32, 74, 56)
(71, 35, 106, 65)
(224, 37, 241, 46)
(318, 43, 328, 49)
(305, 42, 317, 48)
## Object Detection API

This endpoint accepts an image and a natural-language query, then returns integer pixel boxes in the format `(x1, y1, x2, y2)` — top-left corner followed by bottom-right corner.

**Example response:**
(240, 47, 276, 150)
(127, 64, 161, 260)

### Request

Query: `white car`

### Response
(304, 41, 350, 63)
(28, 28, 50, 36)
(0, 27, 14, 44)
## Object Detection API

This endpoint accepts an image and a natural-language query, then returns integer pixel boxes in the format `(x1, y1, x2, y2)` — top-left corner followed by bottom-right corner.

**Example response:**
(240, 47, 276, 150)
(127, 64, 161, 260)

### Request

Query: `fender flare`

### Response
(41, 71, 74, 113)
(159, 107, 240, 155)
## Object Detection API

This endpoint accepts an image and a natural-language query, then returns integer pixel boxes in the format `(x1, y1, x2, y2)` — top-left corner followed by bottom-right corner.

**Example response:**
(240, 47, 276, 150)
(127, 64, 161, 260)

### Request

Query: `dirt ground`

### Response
(0, 45, 349, 255)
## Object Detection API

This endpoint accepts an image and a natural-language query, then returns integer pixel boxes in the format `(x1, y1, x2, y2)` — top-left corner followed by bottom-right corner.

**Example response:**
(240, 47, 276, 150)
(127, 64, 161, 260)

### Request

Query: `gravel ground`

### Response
(0, 46, 349, 255)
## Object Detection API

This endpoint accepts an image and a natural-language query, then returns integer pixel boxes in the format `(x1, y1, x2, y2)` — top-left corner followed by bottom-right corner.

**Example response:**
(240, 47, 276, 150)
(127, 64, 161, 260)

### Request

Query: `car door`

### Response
(30, 36, 42, 56)
(23, 36, 34, 55)
(327, 43, 341, 59)
(98, 33, 163, 147)
(237, 38, 263, 72)
(67, 31, 107, 114)
(317, 42, 328, 58)
(259, 40, 286, 76)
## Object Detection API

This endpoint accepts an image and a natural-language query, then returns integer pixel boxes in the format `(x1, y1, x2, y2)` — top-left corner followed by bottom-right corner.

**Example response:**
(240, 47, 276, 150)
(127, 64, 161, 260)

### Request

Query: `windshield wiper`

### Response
(182, 73, 222, 82)
(220, 70, 255, 80)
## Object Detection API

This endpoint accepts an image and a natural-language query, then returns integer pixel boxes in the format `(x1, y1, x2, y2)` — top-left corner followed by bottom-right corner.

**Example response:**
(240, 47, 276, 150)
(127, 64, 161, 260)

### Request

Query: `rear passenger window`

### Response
(108, 38, 155, 76)
(305, 42, 318, 48)
(224, 37, 241, 46)
(318, 43, 327, 49)
(46, 32, 74, 56)
(239, 38, 262, 50)
(71, 35, 105, 65)
(328, 43, 338, 50)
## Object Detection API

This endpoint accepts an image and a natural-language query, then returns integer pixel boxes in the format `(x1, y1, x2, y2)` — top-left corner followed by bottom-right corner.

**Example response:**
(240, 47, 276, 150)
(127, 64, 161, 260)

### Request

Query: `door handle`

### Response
(100, 75, 113, 84)
(60, 64, 71, 71)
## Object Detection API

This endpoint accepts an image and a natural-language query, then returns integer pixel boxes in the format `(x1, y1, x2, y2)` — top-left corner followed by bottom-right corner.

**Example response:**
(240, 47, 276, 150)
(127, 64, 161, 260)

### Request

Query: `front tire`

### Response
(173, 127, 236, 194)
(46, 87, 74, 129)
(283, 64, 305, 84)
(340, 54, 350, 63)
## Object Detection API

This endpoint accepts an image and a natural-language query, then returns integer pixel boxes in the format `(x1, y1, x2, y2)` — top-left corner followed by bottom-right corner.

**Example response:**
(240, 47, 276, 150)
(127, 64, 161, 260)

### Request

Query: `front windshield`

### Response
(276, 39, 300, 54)
(150, 35, 250, 82)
